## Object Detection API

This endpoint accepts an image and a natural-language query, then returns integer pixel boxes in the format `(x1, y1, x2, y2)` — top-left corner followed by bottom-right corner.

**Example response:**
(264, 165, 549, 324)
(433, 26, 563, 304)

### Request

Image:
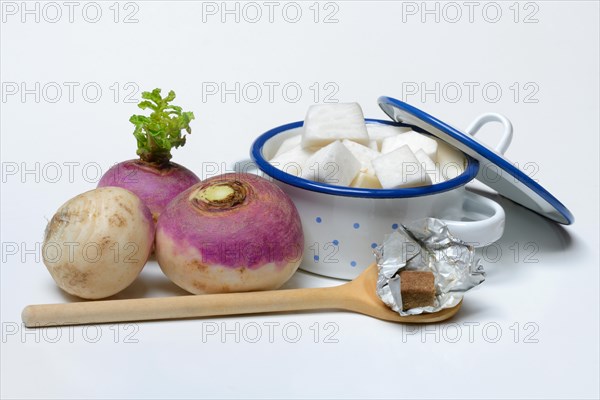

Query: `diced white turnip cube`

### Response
(350, 172, 382, 189)
(301, 141, 361, 186)
(415, 149, 442, 184)
(381, 131, 438, 161)
(270, 145, 315, 177)
(437, 141, 466, 180)
(366, 124, 411, 147)
(368, 140, 379, 151)
(302, 103, 369, 148)
(342, 139, 380, 176)
(274, 135, 302, 158)
(372, 145, 432, 188)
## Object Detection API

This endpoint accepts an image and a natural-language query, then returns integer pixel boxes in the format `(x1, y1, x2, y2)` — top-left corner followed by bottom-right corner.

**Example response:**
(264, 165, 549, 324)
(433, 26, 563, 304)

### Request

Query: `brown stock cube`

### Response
(400, 270, 436, 311)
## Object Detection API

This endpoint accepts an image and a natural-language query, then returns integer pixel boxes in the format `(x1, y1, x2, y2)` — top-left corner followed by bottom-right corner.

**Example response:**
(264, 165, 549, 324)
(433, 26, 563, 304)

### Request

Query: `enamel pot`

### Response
(251, 116, 509, 280)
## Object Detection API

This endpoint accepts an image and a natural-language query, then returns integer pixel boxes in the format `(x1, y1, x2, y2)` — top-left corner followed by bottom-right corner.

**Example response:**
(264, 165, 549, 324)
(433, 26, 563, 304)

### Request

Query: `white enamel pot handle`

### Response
(440, 190, 506, 247)
(439, 113, 512, 246)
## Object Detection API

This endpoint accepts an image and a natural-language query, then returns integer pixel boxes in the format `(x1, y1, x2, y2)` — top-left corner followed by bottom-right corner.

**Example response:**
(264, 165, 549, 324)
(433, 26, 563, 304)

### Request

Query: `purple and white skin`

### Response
(99, 160, 199, 222)
(97, 89, 200, 222)
(155, 173, 304, 294)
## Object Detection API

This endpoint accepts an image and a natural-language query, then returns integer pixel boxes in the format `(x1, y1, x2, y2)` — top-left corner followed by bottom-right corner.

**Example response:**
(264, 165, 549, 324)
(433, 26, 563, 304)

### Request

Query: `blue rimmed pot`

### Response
(251, 119, 505, 280)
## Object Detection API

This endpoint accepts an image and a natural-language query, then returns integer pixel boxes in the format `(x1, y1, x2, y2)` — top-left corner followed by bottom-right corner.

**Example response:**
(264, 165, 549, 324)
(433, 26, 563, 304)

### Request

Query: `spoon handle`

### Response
(22, 286, 349, 327)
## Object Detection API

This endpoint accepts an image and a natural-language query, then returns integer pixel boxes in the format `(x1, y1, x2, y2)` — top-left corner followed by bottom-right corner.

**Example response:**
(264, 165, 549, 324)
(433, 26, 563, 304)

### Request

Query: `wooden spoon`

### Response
(22, 263, 461, 327)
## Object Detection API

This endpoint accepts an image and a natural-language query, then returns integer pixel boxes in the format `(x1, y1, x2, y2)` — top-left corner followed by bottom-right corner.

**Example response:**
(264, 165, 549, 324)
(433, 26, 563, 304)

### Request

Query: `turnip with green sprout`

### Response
(98, 88, 200, 221)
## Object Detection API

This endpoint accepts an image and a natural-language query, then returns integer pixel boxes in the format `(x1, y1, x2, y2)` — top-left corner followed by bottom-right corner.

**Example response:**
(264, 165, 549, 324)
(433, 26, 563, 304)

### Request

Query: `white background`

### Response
(1, 1, 599, 398)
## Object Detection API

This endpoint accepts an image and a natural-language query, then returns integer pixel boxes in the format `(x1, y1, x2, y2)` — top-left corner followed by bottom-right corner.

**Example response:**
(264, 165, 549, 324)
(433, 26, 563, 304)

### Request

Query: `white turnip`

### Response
(42, 187, 155, 299)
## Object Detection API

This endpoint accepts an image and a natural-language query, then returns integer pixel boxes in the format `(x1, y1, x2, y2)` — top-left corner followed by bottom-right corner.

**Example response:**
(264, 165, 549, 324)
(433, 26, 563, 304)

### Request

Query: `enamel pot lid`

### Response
(378, 96, 574, 224)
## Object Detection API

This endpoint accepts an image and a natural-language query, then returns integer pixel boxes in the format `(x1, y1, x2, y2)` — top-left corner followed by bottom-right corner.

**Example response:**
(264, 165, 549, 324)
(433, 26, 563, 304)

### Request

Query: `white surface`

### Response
(1, 1, 599, 399)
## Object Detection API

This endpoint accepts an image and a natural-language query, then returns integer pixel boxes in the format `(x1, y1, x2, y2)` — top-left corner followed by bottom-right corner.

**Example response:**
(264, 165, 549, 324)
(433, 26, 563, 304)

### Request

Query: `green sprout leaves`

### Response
(130, 88, 195, 166)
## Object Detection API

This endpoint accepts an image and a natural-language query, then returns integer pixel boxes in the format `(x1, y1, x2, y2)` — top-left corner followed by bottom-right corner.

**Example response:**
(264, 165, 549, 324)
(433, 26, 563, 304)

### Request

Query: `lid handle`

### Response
(465, 113, 513, 155)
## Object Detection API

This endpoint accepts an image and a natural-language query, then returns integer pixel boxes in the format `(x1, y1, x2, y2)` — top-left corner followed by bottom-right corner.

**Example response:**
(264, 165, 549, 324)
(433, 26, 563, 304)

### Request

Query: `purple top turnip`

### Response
(155, 173, 304, 294)
(98, 89, 200, 221)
